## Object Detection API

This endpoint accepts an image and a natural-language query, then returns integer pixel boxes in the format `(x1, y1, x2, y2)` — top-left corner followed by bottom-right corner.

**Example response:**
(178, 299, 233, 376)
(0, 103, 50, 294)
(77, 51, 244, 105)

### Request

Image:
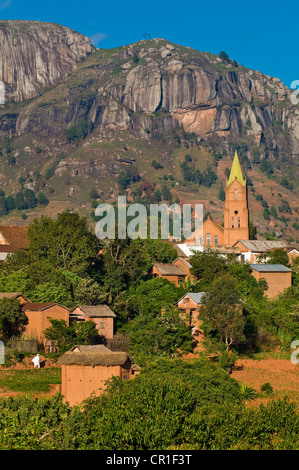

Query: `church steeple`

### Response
(223, 151, 249, 247)
(226, 151, 246, 187)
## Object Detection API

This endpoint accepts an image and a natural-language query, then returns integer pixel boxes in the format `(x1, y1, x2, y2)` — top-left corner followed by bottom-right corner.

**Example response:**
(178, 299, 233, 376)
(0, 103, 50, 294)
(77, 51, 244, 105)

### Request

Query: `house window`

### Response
(99, 322, 105, 329)
(206, 233, 211, 245)
(235, 189, 238, 200)
(214, 235, 219, 246)
(231, 217, 234, 228)
(238, 217, 241, 228)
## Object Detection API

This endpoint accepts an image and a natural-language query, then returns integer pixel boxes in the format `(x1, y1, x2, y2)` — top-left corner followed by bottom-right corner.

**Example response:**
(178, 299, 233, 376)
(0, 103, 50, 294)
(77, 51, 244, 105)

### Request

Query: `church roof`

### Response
(226, 151, 246, 187)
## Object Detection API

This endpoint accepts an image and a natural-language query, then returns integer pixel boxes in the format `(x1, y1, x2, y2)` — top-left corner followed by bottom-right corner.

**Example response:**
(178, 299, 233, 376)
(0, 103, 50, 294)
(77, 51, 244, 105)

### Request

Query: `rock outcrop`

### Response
(0, 20, 94, 102)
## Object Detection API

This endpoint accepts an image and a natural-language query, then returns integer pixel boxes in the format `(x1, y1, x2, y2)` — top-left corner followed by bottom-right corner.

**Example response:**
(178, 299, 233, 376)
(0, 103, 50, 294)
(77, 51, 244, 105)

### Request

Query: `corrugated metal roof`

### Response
(235, 240, 288, 252)
(250, 264, 292, 272)
(187, 292, 206, 304)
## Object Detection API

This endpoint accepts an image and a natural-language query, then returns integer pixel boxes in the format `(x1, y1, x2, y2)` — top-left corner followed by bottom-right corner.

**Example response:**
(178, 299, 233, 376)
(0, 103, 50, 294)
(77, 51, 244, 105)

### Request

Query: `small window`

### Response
(214, 235, 219, 246)
(238, 217, 241, 228)
(234, 189, 238, 200)
(231, 217, 234, 228)
(99, 322, 105, 329)
(206, 233, 211, 245)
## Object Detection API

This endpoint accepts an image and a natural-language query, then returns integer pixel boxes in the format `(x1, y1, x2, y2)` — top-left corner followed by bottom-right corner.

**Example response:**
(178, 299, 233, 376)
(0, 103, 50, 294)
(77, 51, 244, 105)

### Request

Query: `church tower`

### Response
(223, 151, 249, 247)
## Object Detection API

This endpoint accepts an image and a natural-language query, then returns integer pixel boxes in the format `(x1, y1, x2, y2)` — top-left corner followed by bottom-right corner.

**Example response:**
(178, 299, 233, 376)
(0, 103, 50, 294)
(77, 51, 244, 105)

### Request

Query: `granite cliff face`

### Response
(4, 36, 297, 163)
(0, 20, 94, 102)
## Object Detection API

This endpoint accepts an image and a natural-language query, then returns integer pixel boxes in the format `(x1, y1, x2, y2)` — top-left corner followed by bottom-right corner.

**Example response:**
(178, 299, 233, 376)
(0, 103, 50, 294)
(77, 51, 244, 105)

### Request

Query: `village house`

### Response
(0, 292, 31, 306)
(71, 305, 116, 340)
(175, 292, 205, 332)
(250, 264, 292, 298)
(21, 302, 70, 344)
(150, 262, 188, 286)
(58, 345, 139, 406)
(172, 257, 195, 281)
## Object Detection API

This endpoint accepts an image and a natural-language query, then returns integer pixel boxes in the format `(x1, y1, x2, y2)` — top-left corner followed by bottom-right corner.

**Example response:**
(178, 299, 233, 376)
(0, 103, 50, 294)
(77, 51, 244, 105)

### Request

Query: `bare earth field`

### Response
(231, 356, 299, 407)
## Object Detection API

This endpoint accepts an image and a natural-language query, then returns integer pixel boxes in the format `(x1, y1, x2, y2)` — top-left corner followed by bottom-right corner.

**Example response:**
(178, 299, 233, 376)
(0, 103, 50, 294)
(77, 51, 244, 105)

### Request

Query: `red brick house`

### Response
(72, 305, 116, 339)
(150, 262, 188, 286)
(175, 292, 205, 332)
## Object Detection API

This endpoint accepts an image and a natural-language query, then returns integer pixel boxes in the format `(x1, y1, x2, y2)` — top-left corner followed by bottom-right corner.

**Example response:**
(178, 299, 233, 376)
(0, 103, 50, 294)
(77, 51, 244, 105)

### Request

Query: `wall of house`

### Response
(72, 307, 114, 339)
(61, 363, 132, 406)
(172, 259, 194, 281)
(251, 271, 292, 298)
(89, 317, 114, 339)
(177, 296, 203, 330)
(24, 306, 69, 342)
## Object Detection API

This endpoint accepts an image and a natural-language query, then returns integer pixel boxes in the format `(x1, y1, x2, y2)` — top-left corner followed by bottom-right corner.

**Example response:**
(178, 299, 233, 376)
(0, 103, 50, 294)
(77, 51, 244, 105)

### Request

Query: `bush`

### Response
(260, 382, 274, 395)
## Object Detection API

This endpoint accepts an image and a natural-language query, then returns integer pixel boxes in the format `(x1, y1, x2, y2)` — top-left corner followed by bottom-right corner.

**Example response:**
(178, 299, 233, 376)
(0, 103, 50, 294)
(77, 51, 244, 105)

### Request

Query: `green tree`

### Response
(219, 186, 225, 201)
(127, 309, 193, 366)
(200, 274, 246, 352)
(43, 318, 99, 354)
(0, 298, 28, 340)
(190, 250, 227, 289)
(37, 192, 49, 206)
(27, 212, 99, 276)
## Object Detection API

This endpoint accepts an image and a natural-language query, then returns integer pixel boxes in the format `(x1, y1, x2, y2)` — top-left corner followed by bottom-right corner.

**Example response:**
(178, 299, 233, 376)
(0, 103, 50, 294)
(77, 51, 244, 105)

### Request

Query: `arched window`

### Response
(198, 236, 203, 245)
(231, 217, 234, 228)
(206, 233, 211, 245)
(214, 235, 219, 246)
(234, 189, 238, 201)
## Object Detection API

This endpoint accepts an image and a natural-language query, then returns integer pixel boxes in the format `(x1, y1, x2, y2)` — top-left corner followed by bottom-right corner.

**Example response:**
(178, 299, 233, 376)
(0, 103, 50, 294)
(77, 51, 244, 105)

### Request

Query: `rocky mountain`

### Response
(0, 21, 298, 242)
(0, 20, 94, 102)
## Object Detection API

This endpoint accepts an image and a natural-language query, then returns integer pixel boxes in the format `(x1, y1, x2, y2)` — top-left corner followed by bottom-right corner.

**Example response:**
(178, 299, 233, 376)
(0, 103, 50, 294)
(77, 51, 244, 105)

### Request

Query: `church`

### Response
(182, 150, 249, 249)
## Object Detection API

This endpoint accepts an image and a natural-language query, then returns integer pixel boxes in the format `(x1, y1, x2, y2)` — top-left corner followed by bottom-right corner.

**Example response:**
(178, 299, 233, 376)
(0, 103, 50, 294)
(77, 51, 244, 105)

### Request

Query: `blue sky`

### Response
(0, 0, 297, 87)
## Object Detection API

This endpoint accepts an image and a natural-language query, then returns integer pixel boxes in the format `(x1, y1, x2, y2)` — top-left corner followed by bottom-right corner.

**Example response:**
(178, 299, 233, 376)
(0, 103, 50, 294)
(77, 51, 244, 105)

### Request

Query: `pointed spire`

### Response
(226, 150, 246, 187)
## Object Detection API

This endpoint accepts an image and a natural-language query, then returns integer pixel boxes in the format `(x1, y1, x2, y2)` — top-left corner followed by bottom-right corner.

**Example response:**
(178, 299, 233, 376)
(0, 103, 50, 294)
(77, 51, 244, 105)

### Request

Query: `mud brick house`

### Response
(21, 302, 70, 343)
(175, 292, 205, 331)
(172, 257, 195, 282)
(58, 345, 139, 406)
(250, 264, 292, 298)
(150, 262, 188, 286)
(71, 305, 116, 339)
(0, 292, 31, 306)
(0, 225, 29, 263)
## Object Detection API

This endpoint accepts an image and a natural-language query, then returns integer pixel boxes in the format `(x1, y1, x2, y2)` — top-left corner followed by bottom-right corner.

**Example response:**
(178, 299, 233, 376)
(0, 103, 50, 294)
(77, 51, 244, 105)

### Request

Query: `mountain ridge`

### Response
(0, 22, 297, 242)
